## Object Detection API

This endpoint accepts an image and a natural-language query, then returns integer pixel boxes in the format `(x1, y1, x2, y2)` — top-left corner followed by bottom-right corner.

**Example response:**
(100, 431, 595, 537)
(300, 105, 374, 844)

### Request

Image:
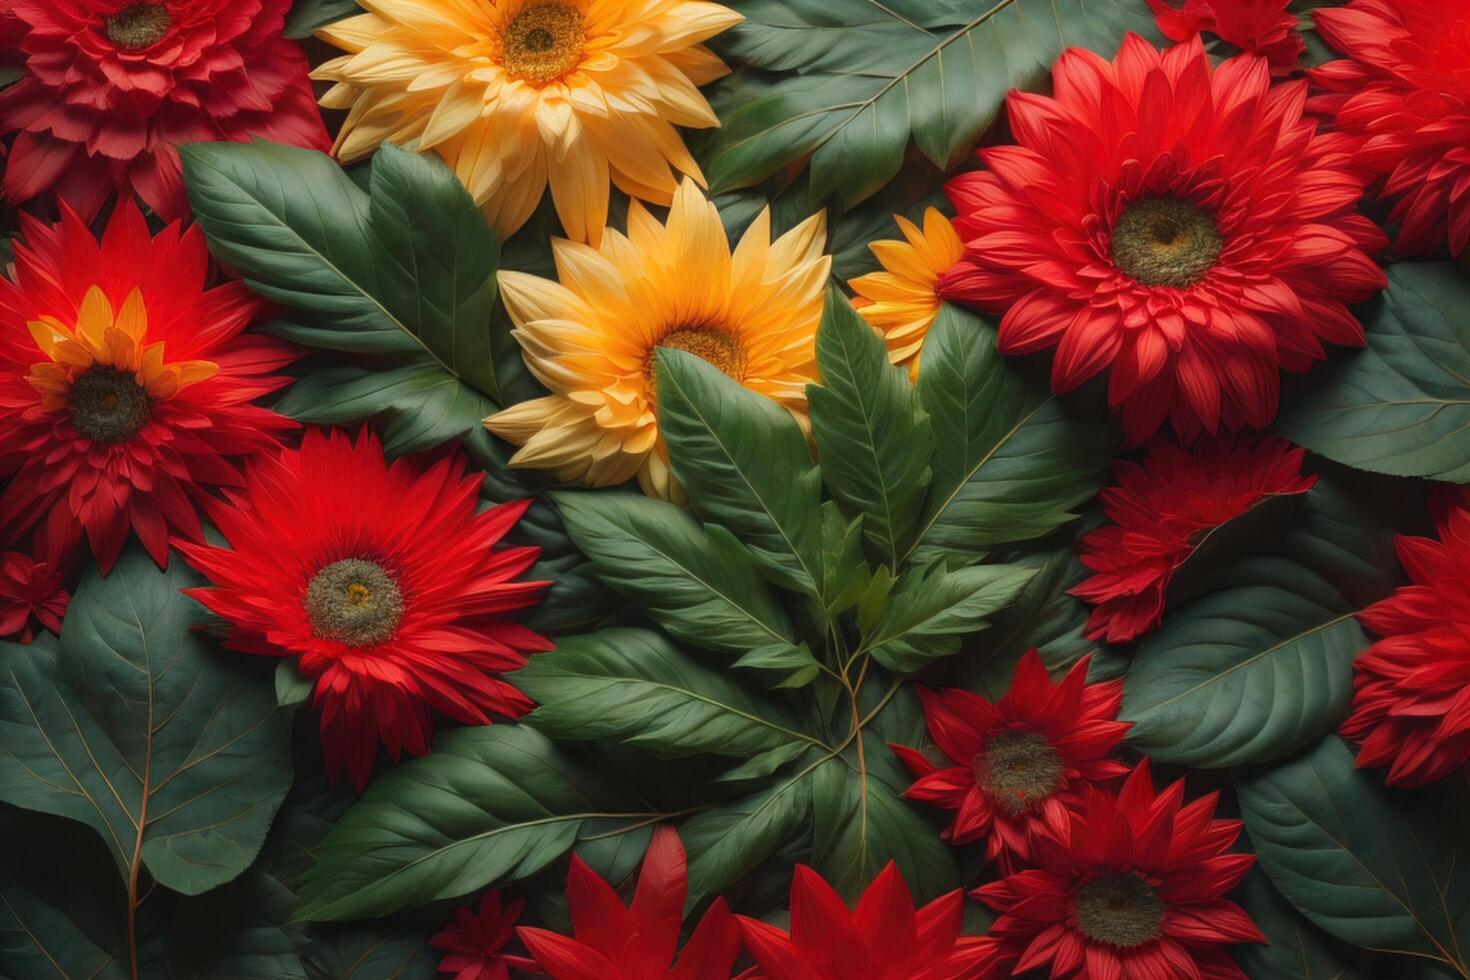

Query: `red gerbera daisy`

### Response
(0, 549, 68, 643)
(517, 826, 742, 980)
(178, 427, 552, 791)
(973, 762, 1264, 980)
(432, 891, 537, 980)
(1148, 0, 1304, 75)
(890, 652, 1131, 873)
(1343, 487, 1470, 787)
(939, 36, 1386, 444)
(0, 0, 329, 221)
(0, 199, 296, 573)
(1071, 436, 1317, 643)
(1311, 0, 1470, 255)
(736, 861, 989, 980)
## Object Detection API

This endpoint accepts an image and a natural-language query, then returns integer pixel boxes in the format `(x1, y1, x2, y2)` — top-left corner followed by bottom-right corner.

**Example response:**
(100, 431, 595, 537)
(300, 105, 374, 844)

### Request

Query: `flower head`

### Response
(485, 179, 829, 499)
(1311, 0, 1470, 256)
(517, 825, 742, 979)
(736, 862, 989, 980)
(1344, 487, 1470, 786)
(0, 550, 68, 643)
(432, 891, 537, 980)
(0, 200, 296, 573)
(178, 428, 552, 790)
(974, 762, 1264, 980)
(848, 208, 965, 380)
(891, 651, 1131, 872)
(1148, 0, 1304, 75)
(1071, 436, 1317, 643)
(0, 0, 329, 220)
(315, 0, 741, 244)
(941, 36, 1386, 444)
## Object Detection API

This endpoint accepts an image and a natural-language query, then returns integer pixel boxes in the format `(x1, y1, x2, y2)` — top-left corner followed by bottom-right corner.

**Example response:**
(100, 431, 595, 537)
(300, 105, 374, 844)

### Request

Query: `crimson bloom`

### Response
(737, 862, 989, 980)
(432, 891, 536, 980)
(0, 199, 296, 573)
(0, 550, 68, 643)
(1343, 488, 1470, 787)
(0, 0, 329, 220)
(1311, 0, 1470, 256)
(1148, 0, 1304, 75)
(940, 36, 1386, 444)
(973, 763, 1263, 980)
(1071, 436, 1317, 643)
(891, 652, 1130, 873)
(517, 826, 741, 980)
(179, 428, 551, 790)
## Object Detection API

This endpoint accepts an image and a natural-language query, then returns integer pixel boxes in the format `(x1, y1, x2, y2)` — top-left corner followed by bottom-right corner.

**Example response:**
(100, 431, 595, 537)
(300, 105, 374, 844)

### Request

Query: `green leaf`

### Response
(549, 492, 803, 666)
(0, 865, 125, 979)
(683, 765, 819, 905)
(1237, 736, 1470, 976)
(276, 659, 314, 708)
(0, 550, 294, 895)
(656, 349, 827, 598)
(863, 563, 1037, 673)
(808, 287, 933, 569)
(908, 306, 1112, 568)
(1277, 262, 1470, 481)
(0, 67, 22, 90)
(284, 0, 360, 37)
(295, 726, 660, 921)
(516, 628, 825, 759)
(704, 0, 1158, 205)
(1231, 868, 1366, 980)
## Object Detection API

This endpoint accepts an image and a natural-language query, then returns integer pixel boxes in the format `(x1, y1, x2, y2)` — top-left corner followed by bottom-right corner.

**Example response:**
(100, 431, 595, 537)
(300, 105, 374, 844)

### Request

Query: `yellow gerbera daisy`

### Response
(314, 0, 741, 245)
(485, 179, 829, 499)
(848, 208, 964, 379)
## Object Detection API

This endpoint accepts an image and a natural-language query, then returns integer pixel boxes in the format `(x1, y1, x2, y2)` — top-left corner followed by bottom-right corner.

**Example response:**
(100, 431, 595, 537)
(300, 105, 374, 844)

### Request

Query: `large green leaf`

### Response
(1238, 737, 1470, 977)
(683, 764, 819, 905)
(1277, 263, 1470, 482)
(284, 0, 360, 37)
(907, 306, 1112, 568)
(0, 550, 293, 896)
(704, 0, 1158, 205)
(809, 288, 933, 570)
(294, 726, 661, 921)
(1232, 868, 1366, 980)
(862, 563, 1036, 673)
(0, 861, 126, 980)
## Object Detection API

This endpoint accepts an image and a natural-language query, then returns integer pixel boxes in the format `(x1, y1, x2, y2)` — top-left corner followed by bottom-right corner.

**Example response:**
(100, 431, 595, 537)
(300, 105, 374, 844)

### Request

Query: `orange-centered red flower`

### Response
(179, 428, 552, 791)
(1148, 0, 1304, 75)
(0, 200, 296, 573)
(891, 651, 1131, 873)
(1344, 488, 1470, 787)
(0, 0, 329, 220)
(941, 36, 1386, 444)
(1311, 0, 1470, 256)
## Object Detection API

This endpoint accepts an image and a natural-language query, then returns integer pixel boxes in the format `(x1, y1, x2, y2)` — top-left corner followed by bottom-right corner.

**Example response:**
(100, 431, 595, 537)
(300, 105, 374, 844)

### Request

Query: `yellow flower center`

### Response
(1111, 197, 1223, 288)
(648, 326, 748, 391)
(105, 2, 172, 50)
(305, 559, 405, 647)
(68, 365, 153, 443)
(501, 2, 585, 84)
(1073, 873, 1166, 949)
(972, 730, 1065, 817)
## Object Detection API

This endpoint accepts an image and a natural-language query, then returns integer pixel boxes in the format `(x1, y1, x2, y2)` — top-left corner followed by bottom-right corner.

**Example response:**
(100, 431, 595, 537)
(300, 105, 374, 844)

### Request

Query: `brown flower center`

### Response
(105, 2, 172, 50)
(501, 2, 585, 84)
(305, 559, 404, 647)
(68, 365, 152, 443)
(646, 326, 748, 397)
(1073, 872, 1166, 949)
(972, 730, 1065, 817)
(1110, 197, 1223, 288)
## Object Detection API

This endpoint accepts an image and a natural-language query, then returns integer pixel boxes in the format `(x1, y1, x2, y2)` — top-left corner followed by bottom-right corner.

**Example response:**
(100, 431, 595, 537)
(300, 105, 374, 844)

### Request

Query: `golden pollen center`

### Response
(972, 730, 1065, 817)
(305, 559, 405, 647)
(501, 2, 585, 85)
(1110, 196, 1223, 288)
(649, 327, 748, 390)
(105, 2, 172, 50)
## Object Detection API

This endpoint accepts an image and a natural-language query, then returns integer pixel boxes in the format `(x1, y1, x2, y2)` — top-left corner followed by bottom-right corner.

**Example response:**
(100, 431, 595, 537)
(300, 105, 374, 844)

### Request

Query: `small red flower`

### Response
(737, 861, 989, 980)
(891, 652, 1131, 873)
(940, 36, 1386, 444)
(432, 891, 537, 980)
(1344, 487, 1470, 787)
(517, 826, 742, 980)
(179, 428, 551, 791)
(973, 762, 1264, 980)
(0, 0, 329, 220)
(1311, 0, 1470, 256)
(1148, 0, 1304, 75)
(1071, 436, 1317, 643)
(0, 549, 68, 643)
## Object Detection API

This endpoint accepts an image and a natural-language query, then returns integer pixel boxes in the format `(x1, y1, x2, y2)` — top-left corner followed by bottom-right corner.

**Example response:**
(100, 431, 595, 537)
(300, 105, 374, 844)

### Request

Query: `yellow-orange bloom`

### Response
(848, 208, 963, 379)
(486, 179, 829, 499)
(314, 0, 741, 244)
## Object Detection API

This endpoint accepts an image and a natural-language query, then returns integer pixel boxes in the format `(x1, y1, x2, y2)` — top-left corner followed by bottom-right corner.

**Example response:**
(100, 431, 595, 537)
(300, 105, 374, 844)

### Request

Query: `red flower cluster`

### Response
(1149, 0, 1304, 74)
(0, 549, 68, 643)
(0, 0, 329, 219)
(431, 891, 535, 980)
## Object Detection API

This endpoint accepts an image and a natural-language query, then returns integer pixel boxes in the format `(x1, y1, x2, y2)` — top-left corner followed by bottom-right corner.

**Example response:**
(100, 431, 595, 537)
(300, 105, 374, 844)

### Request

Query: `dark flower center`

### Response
(305, 559, 404, 647)
(1073, 872, 1166, 949)
(68, 365, 152, 443)
(1110, 197, 1223, 288)
(502, 3, 585, 84)
(972, 730, 1065, 817)
(105, 2, 172, 50)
